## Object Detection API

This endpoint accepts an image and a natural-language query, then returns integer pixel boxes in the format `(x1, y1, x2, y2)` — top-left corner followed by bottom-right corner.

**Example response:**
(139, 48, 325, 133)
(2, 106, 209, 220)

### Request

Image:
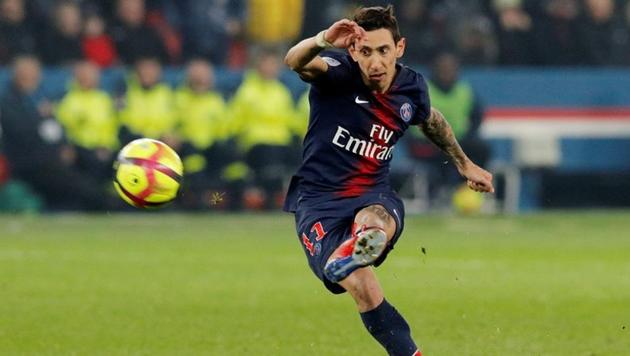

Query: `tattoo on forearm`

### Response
(421, 108, 468, 168)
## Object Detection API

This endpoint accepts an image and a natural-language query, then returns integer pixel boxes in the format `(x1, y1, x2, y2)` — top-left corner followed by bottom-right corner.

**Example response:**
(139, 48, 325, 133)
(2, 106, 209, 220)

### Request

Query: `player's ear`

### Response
(396, 37, 406, 59)
(348, 43, 359, 62)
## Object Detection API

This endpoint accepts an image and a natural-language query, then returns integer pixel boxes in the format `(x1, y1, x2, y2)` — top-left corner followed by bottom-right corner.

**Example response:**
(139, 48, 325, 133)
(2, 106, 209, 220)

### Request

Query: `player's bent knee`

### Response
(355, 204, 396, 240)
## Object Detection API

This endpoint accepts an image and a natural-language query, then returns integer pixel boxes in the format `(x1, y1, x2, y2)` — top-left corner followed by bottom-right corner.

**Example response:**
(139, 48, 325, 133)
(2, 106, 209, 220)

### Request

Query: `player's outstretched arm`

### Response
(420, 107, 495, 193)
(284, 19, 366, 80)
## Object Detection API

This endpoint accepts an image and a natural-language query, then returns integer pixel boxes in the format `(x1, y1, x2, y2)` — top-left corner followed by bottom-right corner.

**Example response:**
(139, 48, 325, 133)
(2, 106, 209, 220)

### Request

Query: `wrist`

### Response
(315, 30, 334, 48)
(453, 155, 471, 170)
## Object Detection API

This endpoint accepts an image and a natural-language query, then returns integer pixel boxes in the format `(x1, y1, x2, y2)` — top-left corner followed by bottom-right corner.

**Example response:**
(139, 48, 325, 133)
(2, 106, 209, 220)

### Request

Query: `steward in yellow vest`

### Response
(428, 80, 475, 140)
(229, 48, 301, 208)
(57, 62, 118, 150)
(118, 57, 177, 145)
(175, 59, 247, 209)
(405, 51, 489, 198)
(426, 52, 487, 165)
(56, 61, 118, 182)
(176, 63, 229, 152)
(230, 74, 299, 150)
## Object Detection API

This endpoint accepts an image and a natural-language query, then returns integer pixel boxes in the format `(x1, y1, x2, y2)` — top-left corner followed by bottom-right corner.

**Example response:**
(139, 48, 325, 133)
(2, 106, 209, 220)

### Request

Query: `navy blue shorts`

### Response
(290, 191, 405, 294)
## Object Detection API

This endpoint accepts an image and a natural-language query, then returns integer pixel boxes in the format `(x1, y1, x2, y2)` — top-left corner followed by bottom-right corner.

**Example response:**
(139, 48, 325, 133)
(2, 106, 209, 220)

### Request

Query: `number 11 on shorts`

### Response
(301, 221, 327, 255)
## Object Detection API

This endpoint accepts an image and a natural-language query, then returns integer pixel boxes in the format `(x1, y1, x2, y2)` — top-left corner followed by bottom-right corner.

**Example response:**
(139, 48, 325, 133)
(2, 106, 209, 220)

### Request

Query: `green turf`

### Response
(1, 212, 629, 355)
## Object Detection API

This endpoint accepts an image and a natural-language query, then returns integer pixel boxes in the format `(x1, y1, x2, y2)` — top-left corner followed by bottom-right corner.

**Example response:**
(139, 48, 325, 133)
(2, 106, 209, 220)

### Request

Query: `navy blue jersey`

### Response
(284, 51, 431, 212)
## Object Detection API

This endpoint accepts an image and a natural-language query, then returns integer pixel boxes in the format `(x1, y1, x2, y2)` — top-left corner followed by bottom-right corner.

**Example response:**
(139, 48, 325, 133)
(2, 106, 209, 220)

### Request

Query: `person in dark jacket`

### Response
(38, 1, 84, 65)
(579, 0, 629, 66)
(0, 55, 116, 210)
(109, 0, 169, 64)
(0, 0, 38, 64)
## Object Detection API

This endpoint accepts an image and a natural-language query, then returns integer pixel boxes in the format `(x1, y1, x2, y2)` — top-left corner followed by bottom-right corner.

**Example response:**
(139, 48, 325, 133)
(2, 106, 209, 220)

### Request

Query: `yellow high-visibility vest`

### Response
(56, 86, 119, 149)
(229, 71, 298, 151)
(175, 87, 229, 150)
(119, 79, 177, 139)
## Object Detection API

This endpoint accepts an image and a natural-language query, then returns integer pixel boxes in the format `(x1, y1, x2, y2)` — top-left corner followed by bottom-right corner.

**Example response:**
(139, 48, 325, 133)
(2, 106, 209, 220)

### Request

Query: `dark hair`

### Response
(353, 4, 401, 43)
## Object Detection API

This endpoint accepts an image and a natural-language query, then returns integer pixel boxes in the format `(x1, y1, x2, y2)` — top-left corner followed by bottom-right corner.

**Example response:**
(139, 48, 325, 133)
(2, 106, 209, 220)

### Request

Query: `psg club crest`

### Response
(400, 103, 413, 122)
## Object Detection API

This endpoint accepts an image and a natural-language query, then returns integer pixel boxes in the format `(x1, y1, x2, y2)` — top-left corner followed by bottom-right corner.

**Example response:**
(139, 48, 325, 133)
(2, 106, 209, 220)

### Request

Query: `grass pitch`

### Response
(1, 212, 629, 355)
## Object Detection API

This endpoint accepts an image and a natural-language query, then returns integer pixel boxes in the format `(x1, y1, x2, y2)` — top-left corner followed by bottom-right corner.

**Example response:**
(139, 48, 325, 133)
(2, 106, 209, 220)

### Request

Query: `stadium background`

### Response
(1, 1, 630, 355)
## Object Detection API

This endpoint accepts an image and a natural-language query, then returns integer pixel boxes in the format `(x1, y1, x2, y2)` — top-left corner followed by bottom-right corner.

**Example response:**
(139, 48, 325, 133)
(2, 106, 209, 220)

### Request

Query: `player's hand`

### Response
(324, 19, 367, 49)
(458, 161, 495, 193)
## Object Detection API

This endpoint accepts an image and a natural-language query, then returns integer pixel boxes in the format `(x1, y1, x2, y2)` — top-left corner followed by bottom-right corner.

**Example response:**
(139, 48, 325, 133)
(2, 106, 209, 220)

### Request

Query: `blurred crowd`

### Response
(0, 49, 307, 211)
(1, 0, 630, 68)
(1, 0, 629, 212)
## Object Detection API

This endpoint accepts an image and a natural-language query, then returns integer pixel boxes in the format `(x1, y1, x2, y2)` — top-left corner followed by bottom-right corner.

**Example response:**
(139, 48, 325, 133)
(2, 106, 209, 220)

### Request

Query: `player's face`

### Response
(349, 28, 405, 93)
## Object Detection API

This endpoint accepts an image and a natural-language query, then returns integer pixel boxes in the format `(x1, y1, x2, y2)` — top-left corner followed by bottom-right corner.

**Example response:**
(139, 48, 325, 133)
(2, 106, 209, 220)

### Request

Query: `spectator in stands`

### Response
(175, 59, 242, 209)
(428, 0, 497, 65)
(0, 148, 8, 186)
(230, 47, 301, 209)
(580, 0, 629, 66)
(532, 0, 583, 65)
(492, 0, 536, 65)
(110, 0, 169, 64)
(118, 56, 177, 146)
(39, 0, 83, 66)
(0, 0, 37, 64)
(428, 51, 489, 166)
(143, 1, 182, 64)
(625, 0, 630, 65)
(0, 121, 8, 185)
(56, 61, 118, 182)
(299, 0, 331, 40)
(455, 14, 498, 65)
(246, 0, 304, 51)
(397, 0, 439, 65)
(176, 60, 228, 155)
(174, 0, 245, 67)
(0, 56, 114, 210)
(82, 12, 118, 67)
(405, 51, 490, 201)
(0, 151, 42, 212)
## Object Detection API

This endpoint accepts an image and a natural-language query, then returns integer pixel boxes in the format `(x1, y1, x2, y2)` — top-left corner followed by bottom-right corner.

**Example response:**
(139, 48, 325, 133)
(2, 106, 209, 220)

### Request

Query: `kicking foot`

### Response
(324, 226, 387, 283)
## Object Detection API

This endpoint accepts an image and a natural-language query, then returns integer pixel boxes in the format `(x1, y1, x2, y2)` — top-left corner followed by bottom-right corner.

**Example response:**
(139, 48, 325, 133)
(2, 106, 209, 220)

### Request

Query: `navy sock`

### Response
(360, 299, 420, 356)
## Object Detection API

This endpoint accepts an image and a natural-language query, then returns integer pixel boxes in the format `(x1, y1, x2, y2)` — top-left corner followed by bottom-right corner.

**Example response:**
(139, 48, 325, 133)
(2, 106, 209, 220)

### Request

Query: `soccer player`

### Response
(283, 5, 494, 355)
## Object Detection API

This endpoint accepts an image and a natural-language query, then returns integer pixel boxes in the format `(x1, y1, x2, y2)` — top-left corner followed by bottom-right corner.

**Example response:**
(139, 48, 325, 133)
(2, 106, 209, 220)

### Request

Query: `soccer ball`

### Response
(452, 183, 484, 215)
(113, 138, 183, 208)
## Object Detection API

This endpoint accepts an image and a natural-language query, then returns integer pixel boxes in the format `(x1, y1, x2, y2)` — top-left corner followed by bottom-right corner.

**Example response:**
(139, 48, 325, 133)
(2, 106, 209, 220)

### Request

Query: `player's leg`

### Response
(339, 266, 384, 312)
(355, 204, 397, 240)
(339, 268, 421, 356)
(325, 204, 421, 355)
(324, 204, 395, 283)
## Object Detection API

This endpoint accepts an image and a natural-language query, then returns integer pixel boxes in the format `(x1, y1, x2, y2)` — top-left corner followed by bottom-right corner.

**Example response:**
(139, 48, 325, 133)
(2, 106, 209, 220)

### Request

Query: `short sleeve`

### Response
(303, 50, 355, 89)
(410, 74, 431, 125)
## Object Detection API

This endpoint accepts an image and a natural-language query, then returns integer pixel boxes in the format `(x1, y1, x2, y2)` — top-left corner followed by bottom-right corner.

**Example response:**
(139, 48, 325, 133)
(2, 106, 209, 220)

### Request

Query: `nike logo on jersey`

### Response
(355, 96, 369, 104)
